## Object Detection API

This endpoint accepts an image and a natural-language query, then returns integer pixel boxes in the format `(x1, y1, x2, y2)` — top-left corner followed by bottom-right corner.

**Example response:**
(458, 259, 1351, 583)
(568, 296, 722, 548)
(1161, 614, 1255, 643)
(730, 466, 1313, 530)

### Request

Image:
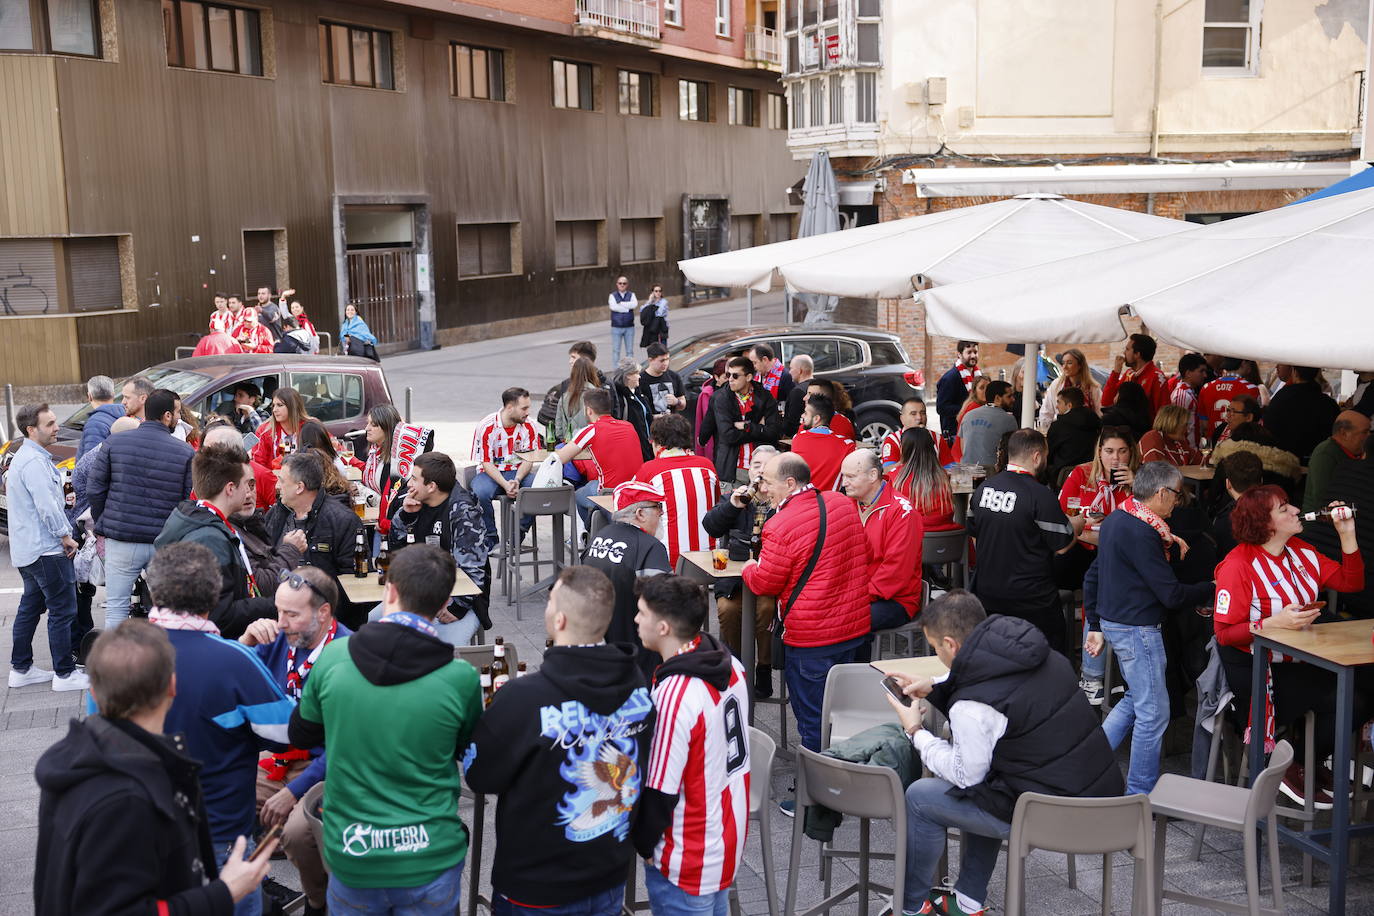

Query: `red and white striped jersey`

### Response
(1198, 376, 1261, 428)
(635, 453, 720, 568)
(646, 656, 751, 895)
(471, 411, 541, 471)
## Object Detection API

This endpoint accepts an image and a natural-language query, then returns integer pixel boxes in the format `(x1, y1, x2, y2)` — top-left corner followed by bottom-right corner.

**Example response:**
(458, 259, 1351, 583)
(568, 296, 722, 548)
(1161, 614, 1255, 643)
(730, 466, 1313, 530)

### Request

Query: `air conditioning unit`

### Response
(926, 77, 948, 105)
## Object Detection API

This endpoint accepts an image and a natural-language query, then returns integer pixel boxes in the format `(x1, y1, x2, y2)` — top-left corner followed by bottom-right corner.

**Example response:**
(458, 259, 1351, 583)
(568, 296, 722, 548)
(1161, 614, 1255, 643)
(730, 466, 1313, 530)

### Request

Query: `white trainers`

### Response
(1079, 677, 1105, 707)
(52, 670, 90, 692)
(9, 666, 54, 688)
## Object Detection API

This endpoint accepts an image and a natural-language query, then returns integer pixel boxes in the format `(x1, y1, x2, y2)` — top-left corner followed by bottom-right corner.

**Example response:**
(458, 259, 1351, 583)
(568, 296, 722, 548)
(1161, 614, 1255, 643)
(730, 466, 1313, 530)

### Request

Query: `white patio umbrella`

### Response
(794, 150, 842, 325)
(922, 184, 1374, 372)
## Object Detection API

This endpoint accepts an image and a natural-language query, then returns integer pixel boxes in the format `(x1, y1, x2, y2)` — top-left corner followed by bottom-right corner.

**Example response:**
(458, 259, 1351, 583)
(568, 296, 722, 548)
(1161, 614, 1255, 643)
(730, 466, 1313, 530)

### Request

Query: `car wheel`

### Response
(855, 410, 897, 448)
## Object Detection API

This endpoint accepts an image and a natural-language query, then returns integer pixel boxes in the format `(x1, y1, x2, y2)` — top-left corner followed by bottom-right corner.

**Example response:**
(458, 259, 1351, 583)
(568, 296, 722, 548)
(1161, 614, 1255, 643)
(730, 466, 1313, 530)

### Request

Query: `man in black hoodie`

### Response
(883, 591, 1123, 916)
(464, 566, 655, 914)
(34, 620, 273, 915)
(1046, 387, 1101, 485)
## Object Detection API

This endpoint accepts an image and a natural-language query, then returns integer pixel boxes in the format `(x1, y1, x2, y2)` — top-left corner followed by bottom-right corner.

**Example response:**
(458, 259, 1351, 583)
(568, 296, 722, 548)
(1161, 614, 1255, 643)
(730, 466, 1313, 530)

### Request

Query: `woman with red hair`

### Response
(1213, 485, 1365, 804)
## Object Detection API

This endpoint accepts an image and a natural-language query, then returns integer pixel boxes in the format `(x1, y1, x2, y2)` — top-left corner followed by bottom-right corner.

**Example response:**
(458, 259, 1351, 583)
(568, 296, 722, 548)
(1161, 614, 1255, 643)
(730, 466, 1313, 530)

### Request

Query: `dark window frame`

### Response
(679, 78, 712, 122)
(617, 68, 656, 116)
(163, 0, 261, 75)
(0, 0, 102, 57)
(319, 20, 395, 90)
(451, 41, 506, 101)
(552, 57, 597, 111)
(767, 92, 786, 129)
(727, 85, 757, 126)
(457, 222, 518, 278)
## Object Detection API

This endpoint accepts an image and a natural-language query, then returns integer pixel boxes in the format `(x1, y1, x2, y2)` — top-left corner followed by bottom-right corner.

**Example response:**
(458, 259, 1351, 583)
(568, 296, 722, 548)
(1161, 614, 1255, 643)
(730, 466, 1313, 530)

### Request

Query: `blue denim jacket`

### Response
(8, 438, 70, 567)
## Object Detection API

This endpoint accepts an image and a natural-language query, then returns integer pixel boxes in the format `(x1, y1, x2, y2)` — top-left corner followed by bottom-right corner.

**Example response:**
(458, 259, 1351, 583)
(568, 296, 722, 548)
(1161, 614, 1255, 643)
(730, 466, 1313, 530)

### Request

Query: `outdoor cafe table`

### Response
(677, 549, 759, 723)
(1180, 464, 1214, 481)
(1249, 619, 1374, 916)
(340, 567, 481, 605)
(515, 449, 550, 464)
(589, 493, 616, 514)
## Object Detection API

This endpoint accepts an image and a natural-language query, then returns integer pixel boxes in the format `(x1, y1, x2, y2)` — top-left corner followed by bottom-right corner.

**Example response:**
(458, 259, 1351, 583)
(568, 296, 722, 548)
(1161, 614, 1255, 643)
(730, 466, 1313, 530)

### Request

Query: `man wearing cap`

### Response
(581, 480, 672, 680)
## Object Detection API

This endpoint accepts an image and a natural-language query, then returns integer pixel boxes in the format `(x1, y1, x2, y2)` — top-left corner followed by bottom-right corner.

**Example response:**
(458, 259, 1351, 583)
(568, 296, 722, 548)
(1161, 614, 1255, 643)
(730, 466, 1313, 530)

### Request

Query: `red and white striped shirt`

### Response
(1170, 384, 1204, 448)
(471, 411, 540, 471)
(646, 654, 751, 895)
(634, 453, 720, 568)
(570, 415, 644, 487)
(1197, 376, 1261, 428)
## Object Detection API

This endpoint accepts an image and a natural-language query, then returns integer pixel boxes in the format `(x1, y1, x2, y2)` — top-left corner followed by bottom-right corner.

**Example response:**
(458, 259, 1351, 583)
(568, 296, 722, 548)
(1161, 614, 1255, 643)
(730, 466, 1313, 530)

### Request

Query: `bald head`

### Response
(840, 449, 882, 503)
(109, 416, 140, 436)
(202, 424, 244, 449)
(1333, 410, 1372, 455)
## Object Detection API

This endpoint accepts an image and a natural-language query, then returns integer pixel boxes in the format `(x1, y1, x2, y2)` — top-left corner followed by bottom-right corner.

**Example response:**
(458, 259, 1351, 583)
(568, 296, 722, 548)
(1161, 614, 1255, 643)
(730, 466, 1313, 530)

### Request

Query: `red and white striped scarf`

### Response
(285, 620, 338, 700)
(956, 361, 981, 392)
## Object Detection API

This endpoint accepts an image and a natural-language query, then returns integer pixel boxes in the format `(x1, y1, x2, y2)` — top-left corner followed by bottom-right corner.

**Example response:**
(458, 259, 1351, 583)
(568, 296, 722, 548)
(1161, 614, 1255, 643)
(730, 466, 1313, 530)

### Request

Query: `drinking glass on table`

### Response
(1066, 496, 1081, 516)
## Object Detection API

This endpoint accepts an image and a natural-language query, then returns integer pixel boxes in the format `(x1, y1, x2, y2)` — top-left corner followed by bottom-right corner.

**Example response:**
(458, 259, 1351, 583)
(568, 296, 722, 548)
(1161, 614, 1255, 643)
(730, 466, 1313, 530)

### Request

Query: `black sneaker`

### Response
(754, 665, 773, 699)
(260, 877, 303, 915)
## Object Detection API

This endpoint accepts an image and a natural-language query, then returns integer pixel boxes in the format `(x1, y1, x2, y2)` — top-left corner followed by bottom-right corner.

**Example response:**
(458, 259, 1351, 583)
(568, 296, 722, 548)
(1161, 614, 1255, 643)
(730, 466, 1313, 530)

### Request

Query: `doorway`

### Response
(682, 194, 729, 302)
(333, 198, 434, 353)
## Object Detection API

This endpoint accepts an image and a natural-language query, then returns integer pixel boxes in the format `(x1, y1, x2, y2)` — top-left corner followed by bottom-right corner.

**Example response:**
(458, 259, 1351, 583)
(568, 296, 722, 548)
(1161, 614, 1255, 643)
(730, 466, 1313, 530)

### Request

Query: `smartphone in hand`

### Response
(249, 824, 283, 862)
(881, 675, 913, 708)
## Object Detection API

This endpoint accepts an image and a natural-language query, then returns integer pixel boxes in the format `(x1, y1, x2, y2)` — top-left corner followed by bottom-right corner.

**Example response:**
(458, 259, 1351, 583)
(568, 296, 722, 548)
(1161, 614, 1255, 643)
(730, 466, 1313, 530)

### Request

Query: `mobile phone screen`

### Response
(881, 675, 913, 707)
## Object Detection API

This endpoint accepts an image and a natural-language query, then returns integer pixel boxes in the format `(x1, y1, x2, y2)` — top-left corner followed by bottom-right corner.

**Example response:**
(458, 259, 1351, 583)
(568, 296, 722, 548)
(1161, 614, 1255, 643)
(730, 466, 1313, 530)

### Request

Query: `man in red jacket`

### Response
(790, 395, 856, 491)
(840, 449, 923, 649)
(1101, 333, 1168, 419)
(742, 452, 870, 772)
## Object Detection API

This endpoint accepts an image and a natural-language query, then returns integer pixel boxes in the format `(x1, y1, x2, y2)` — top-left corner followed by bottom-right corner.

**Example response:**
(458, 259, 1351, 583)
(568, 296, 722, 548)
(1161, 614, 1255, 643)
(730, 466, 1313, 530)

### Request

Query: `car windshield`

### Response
(669, 333, 740, 373)
(62, 367, 212, 431)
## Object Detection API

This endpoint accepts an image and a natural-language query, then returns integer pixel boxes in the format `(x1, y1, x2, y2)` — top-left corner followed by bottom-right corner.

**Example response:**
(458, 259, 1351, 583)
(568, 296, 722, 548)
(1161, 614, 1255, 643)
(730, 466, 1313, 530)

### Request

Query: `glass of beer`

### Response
(352, 487, 367, 519)
(712, 549, 728, 571)
(1066, 496, 1081, 516)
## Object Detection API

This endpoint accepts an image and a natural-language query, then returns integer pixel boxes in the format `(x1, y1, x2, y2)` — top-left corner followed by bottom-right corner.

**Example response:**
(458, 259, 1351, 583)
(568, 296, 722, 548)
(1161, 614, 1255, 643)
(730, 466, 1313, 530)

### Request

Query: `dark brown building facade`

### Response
(0, 0, 797, 385)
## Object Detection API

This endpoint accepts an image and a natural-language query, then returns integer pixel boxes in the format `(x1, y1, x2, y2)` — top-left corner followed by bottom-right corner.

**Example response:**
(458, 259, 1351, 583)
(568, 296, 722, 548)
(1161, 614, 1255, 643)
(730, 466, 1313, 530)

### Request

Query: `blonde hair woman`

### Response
(1139, 405, 1202, 466)
(1039, 348, 1102, 425)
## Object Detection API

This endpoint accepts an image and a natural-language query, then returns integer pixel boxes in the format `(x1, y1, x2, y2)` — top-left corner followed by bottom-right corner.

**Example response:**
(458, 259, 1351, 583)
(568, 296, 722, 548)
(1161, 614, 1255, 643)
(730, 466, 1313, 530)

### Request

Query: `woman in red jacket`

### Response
(1139, 405, 1202, 467)
(251, 387, 309, 470)
(1213, 485, 1366, 804)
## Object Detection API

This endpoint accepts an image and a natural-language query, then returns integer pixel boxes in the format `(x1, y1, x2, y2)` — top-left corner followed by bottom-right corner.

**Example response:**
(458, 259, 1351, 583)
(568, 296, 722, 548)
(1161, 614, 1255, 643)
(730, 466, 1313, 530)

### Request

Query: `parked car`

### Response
(0, 354, 393, 534)
(669, 326, 923, 446)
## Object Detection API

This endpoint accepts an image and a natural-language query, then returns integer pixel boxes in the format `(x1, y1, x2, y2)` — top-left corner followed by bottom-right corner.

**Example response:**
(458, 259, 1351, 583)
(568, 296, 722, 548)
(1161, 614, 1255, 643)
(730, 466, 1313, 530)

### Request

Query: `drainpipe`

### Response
(1150, 0, 1165, 158)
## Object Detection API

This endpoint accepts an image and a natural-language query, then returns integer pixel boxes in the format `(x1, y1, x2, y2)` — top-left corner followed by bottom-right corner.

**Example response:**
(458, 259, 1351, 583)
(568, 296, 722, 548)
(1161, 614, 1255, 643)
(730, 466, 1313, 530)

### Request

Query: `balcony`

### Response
(574, 0, 661, 45)
(745, 26, 782, 70)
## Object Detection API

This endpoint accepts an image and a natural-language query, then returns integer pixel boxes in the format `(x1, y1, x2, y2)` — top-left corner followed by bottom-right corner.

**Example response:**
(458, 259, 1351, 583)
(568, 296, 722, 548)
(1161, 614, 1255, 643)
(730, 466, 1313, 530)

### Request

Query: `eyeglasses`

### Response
(616, 281, 628, 286)
(1224, 406, 1250, 416)
(1162, 486, 1182, 498)
(284, 571, 330, 605)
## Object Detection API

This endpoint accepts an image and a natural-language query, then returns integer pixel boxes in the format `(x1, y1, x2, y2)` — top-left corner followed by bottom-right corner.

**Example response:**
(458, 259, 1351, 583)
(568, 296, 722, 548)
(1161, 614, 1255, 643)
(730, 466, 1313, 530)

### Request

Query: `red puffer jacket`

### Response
(743, 487, 871, 648)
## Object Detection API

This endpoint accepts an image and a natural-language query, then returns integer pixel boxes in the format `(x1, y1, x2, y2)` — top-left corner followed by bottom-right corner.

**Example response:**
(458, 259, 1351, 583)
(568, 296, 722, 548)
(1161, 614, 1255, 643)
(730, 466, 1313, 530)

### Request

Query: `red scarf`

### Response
(1120, 496, 1173, 551)
(196, 500, 259, 597)
(735, 389, 756, 470)
(285, 620, 338, 700)
(956, 361, 982, 392)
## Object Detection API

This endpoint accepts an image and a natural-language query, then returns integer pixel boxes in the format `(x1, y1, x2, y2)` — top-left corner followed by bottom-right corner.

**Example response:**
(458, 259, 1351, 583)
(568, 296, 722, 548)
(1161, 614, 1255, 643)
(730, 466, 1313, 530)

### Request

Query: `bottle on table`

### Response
(491, 638, 511, 692)
(353, 530, 369, 578)
(376, 541, 390, 586)
(479, 665, 494, 707)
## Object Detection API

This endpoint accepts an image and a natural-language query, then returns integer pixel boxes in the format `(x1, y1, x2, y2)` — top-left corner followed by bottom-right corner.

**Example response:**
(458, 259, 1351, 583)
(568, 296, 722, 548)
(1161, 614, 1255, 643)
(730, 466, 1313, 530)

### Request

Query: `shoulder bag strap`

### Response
(778, 490, 827, 627)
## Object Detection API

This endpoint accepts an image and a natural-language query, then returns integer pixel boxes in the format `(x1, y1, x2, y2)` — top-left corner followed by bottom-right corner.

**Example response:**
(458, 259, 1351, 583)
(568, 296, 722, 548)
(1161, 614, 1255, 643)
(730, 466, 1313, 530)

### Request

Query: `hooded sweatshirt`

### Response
(463, 643, 655, 906)
(289, 619, 482, 889)
(155, 500, 278, 639)
(34, 715, 232, 916)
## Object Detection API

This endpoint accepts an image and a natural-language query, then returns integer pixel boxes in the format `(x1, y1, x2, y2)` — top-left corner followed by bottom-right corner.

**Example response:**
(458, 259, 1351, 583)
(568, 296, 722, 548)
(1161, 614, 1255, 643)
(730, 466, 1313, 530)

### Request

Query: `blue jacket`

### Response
(87, 420, 194, 543)
(77, 403, 127, 461)
(6, 438, 71, 568)
(339, 315, 376, 345)
(252, 622, 354, 799)
(1084, 511, 1214, 631)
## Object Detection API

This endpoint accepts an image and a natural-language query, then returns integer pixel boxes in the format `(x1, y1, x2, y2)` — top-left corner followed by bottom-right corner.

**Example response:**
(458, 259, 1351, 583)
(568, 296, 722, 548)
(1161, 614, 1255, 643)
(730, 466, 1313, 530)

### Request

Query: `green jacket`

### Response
(803, 723, 919, 842)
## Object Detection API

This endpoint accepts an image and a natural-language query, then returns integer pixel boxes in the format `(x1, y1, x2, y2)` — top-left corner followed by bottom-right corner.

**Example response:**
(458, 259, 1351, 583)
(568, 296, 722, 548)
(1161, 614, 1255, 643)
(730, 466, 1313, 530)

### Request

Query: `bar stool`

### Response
(508, 485, 576, 618)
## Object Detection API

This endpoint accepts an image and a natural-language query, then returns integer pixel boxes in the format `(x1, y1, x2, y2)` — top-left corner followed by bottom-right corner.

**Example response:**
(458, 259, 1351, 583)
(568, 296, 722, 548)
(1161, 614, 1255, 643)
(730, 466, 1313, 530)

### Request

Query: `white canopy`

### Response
(922, 185, 1374, 371)
(677, 194, 1189, 297)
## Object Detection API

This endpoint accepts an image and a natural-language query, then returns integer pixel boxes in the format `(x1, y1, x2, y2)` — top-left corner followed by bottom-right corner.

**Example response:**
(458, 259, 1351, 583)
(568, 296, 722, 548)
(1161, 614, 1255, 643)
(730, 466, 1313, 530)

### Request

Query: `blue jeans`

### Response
(574, 477, 607, 528)
(643, 867, 730, 915)
(611, 325, 635, 365)
(216, 838, 261, 916)
(328, 863, 462, 915)
(1081, 644, 1106, 679)
(103, 538, 156, 628)
(784, 640, 864, 752)
(13, 554, 77, 678)
(471, 469, 532, 549)
(902, 778, 1010, 913)
(491, 882, 625, 915)
(1100, 621, 1168, 795)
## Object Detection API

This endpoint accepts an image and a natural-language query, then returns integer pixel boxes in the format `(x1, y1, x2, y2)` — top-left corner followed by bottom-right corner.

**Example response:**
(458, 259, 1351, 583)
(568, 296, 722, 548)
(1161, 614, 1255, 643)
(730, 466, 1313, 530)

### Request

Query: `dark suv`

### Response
(669, 326, 922, 446)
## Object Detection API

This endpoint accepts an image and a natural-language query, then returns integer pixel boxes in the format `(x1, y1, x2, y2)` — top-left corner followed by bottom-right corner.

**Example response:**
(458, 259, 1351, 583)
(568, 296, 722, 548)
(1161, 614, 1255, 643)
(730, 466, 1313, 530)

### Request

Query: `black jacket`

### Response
(1046, 406, 1101, 485)
(701, 494, 774, 598)
(583, 521, 672, 681)
(35, 716, 232, 916)
(613, 381, 654, 461)
(464, 643, 655, 906)
(928, 615, 1124, 822)
(709, 382, 783, 481)
(783, 384, 809, 438)
(1263, 382, 1339, 463)
(264, 487, 362, 580)
(154, 502, 278, 639)
(231, 509, 303, 597)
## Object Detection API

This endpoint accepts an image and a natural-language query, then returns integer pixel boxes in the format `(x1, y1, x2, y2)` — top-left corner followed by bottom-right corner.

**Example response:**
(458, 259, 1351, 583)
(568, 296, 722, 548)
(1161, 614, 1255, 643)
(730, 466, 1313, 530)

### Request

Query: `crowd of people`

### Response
(8, 314, 1374, 916)
(200, 287, 326, 357)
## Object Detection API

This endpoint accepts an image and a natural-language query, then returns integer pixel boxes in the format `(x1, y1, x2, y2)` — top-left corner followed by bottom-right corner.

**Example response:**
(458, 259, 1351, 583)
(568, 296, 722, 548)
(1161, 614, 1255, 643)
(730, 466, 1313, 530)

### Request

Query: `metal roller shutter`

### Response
(66, 237, 121, 313)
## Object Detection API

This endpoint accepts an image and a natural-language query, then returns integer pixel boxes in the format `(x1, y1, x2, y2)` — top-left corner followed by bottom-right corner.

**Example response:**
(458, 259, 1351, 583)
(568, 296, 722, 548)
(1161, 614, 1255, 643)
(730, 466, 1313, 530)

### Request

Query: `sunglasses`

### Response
(728, 372, 750, 379)
(284, 571, 331, 604)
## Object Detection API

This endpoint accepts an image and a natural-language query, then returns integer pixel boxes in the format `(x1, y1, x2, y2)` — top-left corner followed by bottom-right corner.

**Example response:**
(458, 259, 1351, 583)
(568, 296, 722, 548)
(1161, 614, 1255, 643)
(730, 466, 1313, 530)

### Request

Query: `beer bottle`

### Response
(376, 540, 390, 586)
(491, 638, 511, 692)
(517, 662, 528, 677)
(750, 503, 765, 560)
(63, 476, 75, 510)
(1302, 504, 1357, 523)
(404, 531, 416, 551)
(479, 665, 493, 707)
(353, 531, 369, 578)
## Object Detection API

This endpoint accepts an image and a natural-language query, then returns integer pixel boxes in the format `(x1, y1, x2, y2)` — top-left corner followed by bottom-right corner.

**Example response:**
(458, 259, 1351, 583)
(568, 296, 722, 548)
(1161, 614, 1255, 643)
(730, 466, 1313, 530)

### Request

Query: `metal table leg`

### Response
(1330, 666, 1353, 916)
(1248, 645, 1268, 785)
(742, 587, 756, 725)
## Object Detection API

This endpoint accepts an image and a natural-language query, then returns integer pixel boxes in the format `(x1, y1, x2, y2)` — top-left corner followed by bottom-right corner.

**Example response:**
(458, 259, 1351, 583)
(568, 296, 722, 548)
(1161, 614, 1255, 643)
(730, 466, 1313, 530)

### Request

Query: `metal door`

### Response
(682, 195, 729, 302)
(344, 248, 418, 347)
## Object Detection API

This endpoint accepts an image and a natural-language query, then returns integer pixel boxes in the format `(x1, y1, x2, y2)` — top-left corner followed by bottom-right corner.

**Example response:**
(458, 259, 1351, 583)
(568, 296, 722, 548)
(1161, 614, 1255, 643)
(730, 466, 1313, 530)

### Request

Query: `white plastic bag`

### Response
(531, 454, 565, 489)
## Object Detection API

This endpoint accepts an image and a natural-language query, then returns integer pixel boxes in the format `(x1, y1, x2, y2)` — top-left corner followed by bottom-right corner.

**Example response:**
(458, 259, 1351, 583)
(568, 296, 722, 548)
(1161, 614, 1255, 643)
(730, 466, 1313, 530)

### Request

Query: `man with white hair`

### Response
(581, 480, 672, 679)
(784, 354, 814, 432)
(78, 375, 125, 460)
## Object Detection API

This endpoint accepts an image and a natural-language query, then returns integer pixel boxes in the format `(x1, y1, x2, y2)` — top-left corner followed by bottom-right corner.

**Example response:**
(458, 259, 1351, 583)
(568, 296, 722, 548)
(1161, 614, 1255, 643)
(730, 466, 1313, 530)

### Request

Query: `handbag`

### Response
(770, 489, 827, 671)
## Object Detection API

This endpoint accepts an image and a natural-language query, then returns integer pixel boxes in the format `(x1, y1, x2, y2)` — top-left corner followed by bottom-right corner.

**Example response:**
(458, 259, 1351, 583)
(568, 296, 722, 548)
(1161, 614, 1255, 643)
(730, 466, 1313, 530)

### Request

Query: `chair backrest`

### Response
(922, 528, 968, 566)
(1009, 792, 1152, 858)
(796, 746, 906, 821)
(1245, 739, 1295, 829)
(454, 642, 521, 672)
(516, 484, 575, 515)
(820, 663, 898, 749)
(300, 781, 329, 874)
(747, 726, 776, 815)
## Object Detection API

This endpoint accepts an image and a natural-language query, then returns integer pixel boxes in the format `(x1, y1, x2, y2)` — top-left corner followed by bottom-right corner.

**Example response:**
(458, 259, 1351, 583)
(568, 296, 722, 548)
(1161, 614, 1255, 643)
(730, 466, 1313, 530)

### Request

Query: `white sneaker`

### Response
(9, 666, 53, 688)
(52, 670, 90, 692)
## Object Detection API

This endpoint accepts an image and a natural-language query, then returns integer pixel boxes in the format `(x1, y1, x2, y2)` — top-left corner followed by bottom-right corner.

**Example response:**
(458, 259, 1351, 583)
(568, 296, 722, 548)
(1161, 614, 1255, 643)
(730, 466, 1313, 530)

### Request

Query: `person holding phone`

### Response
(1213, 486, 1368, 808)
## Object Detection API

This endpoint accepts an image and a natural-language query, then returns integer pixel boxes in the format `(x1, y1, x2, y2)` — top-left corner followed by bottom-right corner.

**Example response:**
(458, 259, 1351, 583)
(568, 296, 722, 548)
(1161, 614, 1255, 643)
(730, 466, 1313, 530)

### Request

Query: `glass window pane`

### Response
(48, 0, 99, 56)
(206, 6, 233, 71)
(829, 74, 842, 123)
(822, 0, 838, 20)
(330, 24, 350, 82)
(164, 0, 180, 64)
(553, 61, 566, 107)
(183, 1, 207, 69)
(0, 0, 34, 50)
(836, 340, 863, 369)
(471, 47, 488, 98)
(374, 31, 392, 89)
(489, 49, 505, 101)
(857, 22, 879, 63)
(577, 63, 593, 109)
(1204, 0, 1248, 22)
(1203, 26, 1248, 67)
(351, 29, 372, 86)
(455, 45, 471, 96)
(236, 8, 260, 75)
(857, 0, 879, 16)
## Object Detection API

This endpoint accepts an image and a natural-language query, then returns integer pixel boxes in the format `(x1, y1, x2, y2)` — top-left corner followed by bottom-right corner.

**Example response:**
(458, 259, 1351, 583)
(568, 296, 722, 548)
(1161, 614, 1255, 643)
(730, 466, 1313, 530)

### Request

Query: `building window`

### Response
(319, 21, 394, 89)
(618, 68, 656, 116)
(730, 215, 757, 250)
(0, 236, 125, 315)
(452, 43, 505, 100)
(663, 0, 681, 26)
(855, 71, 876, 123)
(767, 92, 786, 129)
(620, 218, 659, 264)
(1, 0, 101, 56)
(808, 76, 824, 126)
(714, 0, 729, 36)
(458, 223, 517, 277)
(1203, 0, 1261, 72)
(555, 220, 602, 269)
(243, 229, 284, 294)
(553, 58, 596, 110)
(728, 86, 756, 126)
(163, 0, 261, 74)
(768, 213, 793, 243)
(788, 82, 803, 128)
(828, 73, 843, 123)
(679, 78, 711, 121)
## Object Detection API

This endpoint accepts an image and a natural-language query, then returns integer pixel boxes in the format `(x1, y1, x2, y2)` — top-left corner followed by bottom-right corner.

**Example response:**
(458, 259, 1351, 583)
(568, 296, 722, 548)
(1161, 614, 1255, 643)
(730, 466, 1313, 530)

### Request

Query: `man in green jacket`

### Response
(1304, 410, 1370, 512)
(289, 544, 482, 913)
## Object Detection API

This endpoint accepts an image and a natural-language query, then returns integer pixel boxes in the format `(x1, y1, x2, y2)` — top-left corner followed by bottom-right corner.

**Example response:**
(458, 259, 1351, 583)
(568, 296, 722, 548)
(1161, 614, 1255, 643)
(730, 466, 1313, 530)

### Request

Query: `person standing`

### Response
(120, 376, 154, 421)
(639, 283, 669, 349)
(289, 544, 483, 914)
(958, 381, 1018, 468)
(639, 342, 687, 419)
(790, 394, 856, 491)
(936, 342, 982, 442)
(470, 387, 540, 546)
(250, 387, 309, 471)
(1168, 353, 1209, 448)
(609, 276, 637, 365)
(840, 449, 924, 640)
(633, 574, 751, 912)
(464, 566, 655, 916)
(555, 387, 647, 526)
(236, 308, 275, 354)
(8, 404, 85, 692)
(1197, 358, 1262, 432)
(210, 291, 235, 334)
(1037, 349, 1101, 426)
(77, 375, 126, 460)
(1264, 365, 1340, 463)
(750, 343, 794, 403)
(88, 388, 195, 630)
(710, 356, 783, 487)
(34, 621, 274, 916)
(1101, 333, 1169, 419)
(783, 354, 815, 434)
(633, 414, 720, 568)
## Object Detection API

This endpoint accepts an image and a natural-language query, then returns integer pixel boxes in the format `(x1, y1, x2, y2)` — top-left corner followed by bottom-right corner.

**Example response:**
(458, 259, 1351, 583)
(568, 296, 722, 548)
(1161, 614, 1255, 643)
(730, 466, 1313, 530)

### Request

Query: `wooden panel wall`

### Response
(0, 316, 81, 386)
(0, 57, 68, 236)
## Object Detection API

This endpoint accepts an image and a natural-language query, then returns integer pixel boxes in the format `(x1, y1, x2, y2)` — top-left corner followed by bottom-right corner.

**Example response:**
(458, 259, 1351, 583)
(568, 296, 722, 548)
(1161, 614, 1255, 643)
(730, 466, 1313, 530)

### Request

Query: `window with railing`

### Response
(575, 0, 661, 41)
(164, 0, 261, 74)
(1202, 0, 1261, 74)
(679, 78, 711, 121)
(789, 82, 804, 128)
(728, 86, 756, 125)
(782, 0, 881, 74)
(807, 75, 824, 126)
(828, 73, 843, 123)
(4, 0, 102, 56)
(618, 68, 656, 115)
(451, 43, 506, 101)
(552, 58, 597, 110)
(746, 26, 781, 65)
(767, 92, 786, 129)
(320, 21, 394, 89)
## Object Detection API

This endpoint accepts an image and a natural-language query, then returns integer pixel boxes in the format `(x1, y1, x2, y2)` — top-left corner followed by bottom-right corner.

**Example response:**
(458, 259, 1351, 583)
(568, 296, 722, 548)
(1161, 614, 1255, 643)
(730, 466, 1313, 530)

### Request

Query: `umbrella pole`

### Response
(747, 288, 753, 325)
(1021, 343, 1039, 430)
